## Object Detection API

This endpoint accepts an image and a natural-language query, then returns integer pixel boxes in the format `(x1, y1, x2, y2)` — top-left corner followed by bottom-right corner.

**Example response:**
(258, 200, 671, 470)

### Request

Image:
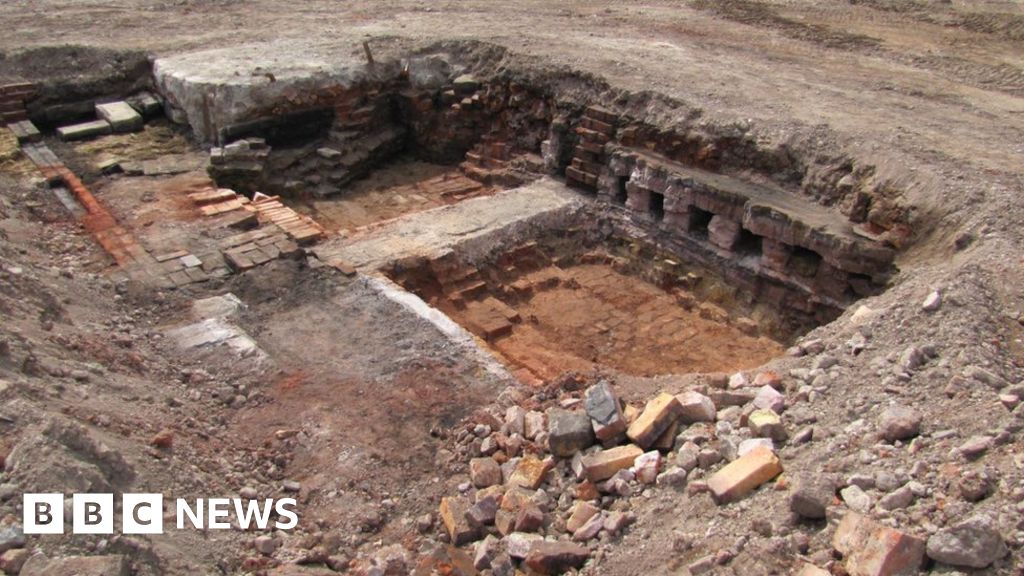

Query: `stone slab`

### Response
(57, 120, 111, 141)
(95, 101, 144, 133)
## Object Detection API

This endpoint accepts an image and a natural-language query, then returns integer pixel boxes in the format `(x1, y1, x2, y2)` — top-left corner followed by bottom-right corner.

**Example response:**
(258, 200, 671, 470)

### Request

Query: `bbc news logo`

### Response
(23, 494, 298, 534)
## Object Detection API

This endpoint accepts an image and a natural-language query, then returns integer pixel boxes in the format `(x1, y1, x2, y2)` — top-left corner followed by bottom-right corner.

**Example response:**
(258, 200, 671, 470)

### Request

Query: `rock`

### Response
(507, 455, 548, 489)
(20, 554, 130, 576)
(710, 389, 755, 407)
(585, 381, 627, 442)
(282, 480, 301, 492)
(466, 496, 498, 528)
(790, 476, 833, 520)
(571, 512, 603, 542)
(0, 548, 29, 574)
(490, 553, 514, 576)
(812, 354, 838, 371)
(470, 457, 502, 488)
(632, 450, 661, 484)
(921, 290, 941, 312)
(452, 74, 480, 93)
(926, 515, 1007, 568)
(753, 370, 783, 389)
(688, 554, 716, 575)
(959, 435, 992, 459)
(603, 510, 634, 535)
(676, 441, 700, 471)
(657, 466, 688, 487)
(566, 501, 600, 533)
(95, 101, 144, 133)
(878, 485, 915, 511)
(524, 411, 545, 440)
(958, 469, 994, 502)
(899, 346, 927, 372)
(503, 532, 543, 559)
(849, 305, 875, 326)
(752, 385, 785, 413)
(626, 392, 683, 449)
(439, 496, 479, 545)
(0, 523, 24, 554)
(706, 446, 782, 504)
(514, 503, 544, 533)
(254, 535, 280, 555)
(840, 485, 873, 513)
(879, 406, 922, 442)
(833, 512, 925, 576)
(523, 541, 589, 575)
(415, 513, 433, 533)
(676, 391, 716, 423)
(697, 448, 722, 469)
(748, 409, 786, 441)
(505, 406, 526, 436)
(581, 444, 643, 482)
(474, 535, 500, 570)
(738, 438, 774, 456)
(728, 372, 750, 389)
(546, 409, 595, 457)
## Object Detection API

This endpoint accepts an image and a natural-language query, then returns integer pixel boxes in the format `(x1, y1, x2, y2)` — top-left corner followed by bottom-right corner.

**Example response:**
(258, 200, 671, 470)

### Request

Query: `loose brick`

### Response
(581, 444, 643, 482)
(524, 541, 589, 575)
(676, 390, 716, 423)
(507, 455, 548, 490)
(626, 392, 683, 449)
(833, 512, 925, 576)
(439, 496, 479, 546)
(706, 446, 782, 504)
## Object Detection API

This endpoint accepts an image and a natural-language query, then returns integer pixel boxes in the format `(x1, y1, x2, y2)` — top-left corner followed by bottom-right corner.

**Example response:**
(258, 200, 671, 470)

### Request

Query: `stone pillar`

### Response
(625, 181, 651, 214)
(708, 215, 742, 251)
(761, 239, 792, 273)
(814, 262, 850, 300)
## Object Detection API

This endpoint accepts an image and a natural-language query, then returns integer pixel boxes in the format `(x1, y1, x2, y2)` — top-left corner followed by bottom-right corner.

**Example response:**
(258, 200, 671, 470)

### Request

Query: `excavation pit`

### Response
(385, 229, 807, 382)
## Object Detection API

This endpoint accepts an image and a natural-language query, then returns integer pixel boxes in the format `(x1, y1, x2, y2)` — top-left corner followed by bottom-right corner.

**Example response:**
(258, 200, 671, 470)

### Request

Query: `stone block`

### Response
(470, 457, 502, 488)
(524, 541, 589, 575)
(706, 446, 782, 504)
(708, 215, 742, 251)
(546, 408, 595, 457)
(627, 392, 683, 449)
(581, 444, 643, 482)
(748, 408, 786, 441)
(95, 101, 144, 133)
(676, 391, 716, 423)
(57, 120, 111, 141)
(507, 455, 548, 490)
(566, 501, 600, 533)
(503, 532, 543, 559)
(585, 381, 627, 442)
(833, 512, 925, 576)
(439, 496, 479, 546)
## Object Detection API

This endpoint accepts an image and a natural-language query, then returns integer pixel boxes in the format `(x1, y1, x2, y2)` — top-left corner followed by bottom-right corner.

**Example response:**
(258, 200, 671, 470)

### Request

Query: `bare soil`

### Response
(0, 1, 1023, 575)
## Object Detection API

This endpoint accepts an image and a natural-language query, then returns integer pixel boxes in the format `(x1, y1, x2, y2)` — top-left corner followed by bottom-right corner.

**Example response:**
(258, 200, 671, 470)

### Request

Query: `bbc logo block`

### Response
(23, 493, 297, 534)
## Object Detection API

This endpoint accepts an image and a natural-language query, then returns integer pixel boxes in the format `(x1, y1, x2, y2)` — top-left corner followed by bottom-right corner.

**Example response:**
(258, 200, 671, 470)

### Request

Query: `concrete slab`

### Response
(152, 42, 450, 142)
(57, 119, 111, 141)
(312, 177, 581, 271)
(95, 101, 144, 133)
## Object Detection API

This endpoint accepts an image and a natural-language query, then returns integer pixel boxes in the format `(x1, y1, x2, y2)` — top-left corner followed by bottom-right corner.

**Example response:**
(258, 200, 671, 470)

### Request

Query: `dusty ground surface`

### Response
(0, 1, 1023, 575)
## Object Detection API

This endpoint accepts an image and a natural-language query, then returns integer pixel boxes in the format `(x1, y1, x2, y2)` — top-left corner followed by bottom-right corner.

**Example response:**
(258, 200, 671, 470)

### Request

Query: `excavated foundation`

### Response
(18, 43, 903, 382)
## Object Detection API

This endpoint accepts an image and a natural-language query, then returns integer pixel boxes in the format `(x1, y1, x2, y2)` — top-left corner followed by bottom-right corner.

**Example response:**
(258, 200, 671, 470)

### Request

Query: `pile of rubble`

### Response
(426, 377, 789, 575)
(420, 349, 1018, 576)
